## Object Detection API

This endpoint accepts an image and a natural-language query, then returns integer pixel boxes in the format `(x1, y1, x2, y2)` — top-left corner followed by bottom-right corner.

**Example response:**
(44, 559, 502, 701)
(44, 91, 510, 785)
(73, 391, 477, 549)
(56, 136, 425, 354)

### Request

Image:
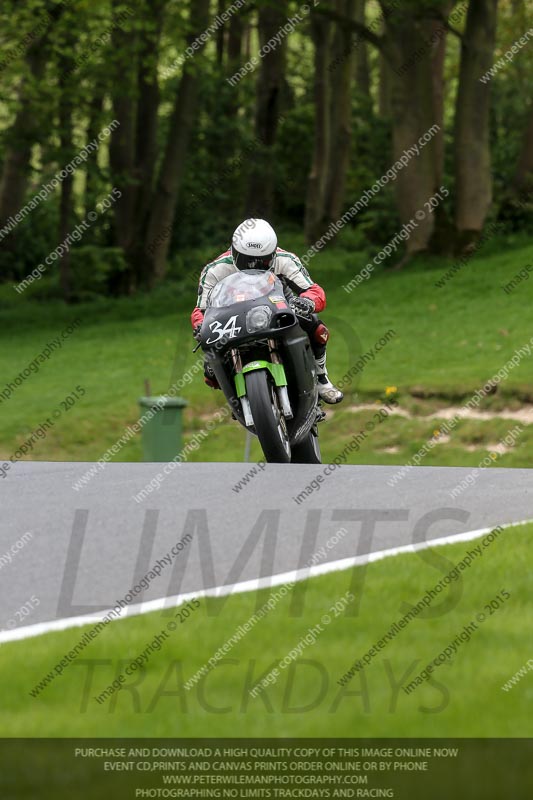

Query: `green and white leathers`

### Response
(196, 246, 314, 310)
(192, 218, 342, 405)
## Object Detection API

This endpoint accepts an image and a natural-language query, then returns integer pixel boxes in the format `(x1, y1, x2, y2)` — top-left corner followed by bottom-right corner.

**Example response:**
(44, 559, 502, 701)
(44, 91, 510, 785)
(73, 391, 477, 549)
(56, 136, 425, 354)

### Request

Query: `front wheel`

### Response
(290, 428, 321, 464)
(245, 370, 291, 463)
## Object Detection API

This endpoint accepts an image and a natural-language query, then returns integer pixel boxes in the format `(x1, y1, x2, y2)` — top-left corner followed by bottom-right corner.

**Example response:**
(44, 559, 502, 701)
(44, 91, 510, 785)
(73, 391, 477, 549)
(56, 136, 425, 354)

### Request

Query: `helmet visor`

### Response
(232, 246, 275, 271)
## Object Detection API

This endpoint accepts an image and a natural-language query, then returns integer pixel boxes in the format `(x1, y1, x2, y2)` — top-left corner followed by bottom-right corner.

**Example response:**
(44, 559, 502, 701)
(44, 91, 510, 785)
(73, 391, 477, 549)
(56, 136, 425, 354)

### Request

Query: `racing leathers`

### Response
(191, 248, 343, 404)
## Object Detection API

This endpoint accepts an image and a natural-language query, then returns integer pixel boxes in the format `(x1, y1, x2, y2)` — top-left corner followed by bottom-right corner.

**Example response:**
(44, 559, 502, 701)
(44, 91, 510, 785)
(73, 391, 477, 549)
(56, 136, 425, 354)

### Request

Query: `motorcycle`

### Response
(198, 270, 324, 463)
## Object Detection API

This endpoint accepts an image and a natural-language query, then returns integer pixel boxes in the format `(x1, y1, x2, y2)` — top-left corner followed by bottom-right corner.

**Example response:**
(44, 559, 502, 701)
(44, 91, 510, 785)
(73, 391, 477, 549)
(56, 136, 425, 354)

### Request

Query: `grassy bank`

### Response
(1, 235, 532, 466)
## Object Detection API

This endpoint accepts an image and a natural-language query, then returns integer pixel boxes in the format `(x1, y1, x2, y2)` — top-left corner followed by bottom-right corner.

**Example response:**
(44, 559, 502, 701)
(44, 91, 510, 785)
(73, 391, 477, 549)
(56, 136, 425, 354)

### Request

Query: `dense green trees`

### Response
(0, 0, 531, 299)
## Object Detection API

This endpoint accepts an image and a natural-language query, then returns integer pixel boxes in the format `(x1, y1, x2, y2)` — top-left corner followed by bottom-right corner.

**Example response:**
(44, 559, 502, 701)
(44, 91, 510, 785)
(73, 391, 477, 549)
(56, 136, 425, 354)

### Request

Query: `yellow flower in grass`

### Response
(385, 386, 397, 396)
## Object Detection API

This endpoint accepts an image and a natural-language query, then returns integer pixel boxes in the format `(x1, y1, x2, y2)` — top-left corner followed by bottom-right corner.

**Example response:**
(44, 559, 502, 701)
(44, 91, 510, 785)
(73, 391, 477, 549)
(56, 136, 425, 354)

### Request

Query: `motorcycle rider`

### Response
(191, 218, 344, 404)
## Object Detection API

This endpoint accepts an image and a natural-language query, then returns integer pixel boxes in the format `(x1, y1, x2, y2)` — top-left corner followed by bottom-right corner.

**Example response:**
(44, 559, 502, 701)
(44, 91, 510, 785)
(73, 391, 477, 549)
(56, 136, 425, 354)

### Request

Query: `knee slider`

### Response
(313, 323, 330, 345)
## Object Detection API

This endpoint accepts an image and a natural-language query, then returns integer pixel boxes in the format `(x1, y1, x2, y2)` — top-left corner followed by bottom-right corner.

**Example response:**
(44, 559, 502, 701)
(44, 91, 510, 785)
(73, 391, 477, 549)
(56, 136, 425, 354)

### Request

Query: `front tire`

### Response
(290, 428, 321, 464)
(245, 370, 291, 463)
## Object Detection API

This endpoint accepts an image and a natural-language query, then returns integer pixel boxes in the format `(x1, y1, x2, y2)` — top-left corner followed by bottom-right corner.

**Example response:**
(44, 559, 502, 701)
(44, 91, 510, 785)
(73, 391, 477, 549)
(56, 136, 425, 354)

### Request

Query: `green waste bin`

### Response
(138, 396, 188, 462)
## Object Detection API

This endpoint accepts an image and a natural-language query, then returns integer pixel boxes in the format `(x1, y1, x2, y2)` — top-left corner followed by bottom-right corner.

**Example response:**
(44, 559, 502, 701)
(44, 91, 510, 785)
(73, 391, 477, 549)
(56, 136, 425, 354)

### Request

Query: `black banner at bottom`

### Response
(0, 739, 531, 800)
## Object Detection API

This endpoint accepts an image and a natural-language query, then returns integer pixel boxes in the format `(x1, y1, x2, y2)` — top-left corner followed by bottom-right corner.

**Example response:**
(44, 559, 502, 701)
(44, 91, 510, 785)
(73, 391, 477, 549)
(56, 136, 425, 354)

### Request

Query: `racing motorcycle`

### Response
(198, 270, 324, 463)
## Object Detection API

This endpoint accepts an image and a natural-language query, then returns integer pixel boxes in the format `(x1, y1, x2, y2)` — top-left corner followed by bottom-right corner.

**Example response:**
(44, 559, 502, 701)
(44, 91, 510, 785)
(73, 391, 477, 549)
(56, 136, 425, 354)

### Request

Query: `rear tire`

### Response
(245, 370, 291, 463)
(290, 428, 321, 464)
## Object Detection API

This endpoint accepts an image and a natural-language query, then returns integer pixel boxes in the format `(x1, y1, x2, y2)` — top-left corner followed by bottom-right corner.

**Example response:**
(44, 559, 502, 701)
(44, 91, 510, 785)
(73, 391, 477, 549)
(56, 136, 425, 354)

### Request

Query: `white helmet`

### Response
(231, 218, 278, 271)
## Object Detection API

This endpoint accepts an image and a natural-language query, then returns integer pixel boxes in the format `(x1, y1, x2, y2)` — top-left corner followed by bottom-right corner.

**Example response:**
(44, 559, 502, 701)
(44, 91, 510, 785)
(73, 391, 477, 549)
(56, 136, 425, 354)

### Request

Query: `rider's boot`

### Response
(315, 353, 343, 404)
(204, 361, 220, 389)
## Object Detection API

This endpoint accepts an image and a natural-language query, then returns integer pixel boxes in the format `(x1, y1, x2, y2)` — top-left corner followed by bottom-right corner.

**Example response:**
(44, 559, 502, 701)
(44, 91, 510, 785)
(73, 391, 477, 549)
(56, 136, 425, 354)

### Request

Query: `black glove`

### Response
(290, 295, 315, 317)
(193, 324, 202, 342)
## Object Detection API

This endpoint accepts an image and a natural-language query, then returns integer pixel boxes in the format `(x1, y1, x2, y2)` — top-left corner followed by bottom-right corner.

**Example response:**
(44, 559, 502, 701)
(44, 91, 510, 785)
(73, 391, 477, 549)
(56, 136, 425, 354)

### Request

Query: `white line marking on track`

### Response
(1, 518, 531, 644)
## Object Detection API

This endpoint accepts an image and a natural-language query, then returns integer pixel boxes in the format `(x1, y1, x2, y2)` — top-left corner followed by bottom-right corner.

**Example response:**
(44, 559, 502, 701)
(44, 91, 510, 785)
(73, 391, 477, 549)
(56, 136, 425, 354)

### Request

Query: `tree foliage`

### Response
(0, 0, 531, 300)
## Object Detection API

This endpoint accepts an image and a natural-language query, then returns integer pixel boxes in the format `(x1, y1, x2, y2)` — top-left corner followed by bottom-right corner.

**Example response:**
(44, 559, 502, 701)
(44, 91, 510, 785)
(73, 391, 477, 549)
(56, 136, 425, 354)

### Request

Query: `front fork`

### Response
(268, 339, 293, 419)
(232, 341, 293, 426)
(231, 349, 254, 427)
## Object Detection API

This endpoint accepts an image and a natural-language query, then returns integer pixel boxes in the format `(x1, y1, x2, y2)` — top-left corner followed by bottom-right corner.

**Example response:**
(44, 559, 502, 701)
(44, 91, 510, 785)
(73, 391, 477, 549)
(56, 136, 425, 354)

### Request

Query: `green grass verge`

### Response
(1, 235, 532, 466)
(3, 522, 531, 737)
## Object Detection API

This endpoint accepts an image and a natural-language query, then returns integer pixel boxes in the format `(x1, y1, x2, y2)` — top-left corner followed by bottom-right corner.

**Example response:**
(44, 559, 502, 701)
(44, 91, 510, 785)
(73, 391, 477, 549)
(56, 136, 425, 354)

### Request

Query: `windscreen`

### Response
(208, 270, 282, 308)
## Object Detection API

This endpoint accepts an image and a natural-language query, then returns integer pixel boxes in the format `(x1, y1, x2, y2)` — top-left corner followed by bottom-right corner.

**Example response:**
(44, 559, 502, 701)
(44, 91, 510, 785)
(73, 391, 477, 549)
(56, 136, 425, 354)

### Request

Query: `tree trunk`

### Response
(145, 0, 210, 282)
(454, 0, 499, 250)
(0, 1, 66, 230)
(243, 16, 252, 62)
(84, 81, 106, 216)
(216, 0, 225, 66)
(0, 48, 47, 228)
(227, 8, 244, 75)
(304, 10, 333, 243)
(245, 0, 288, 218)
(57, 40, 76, 302)
(384, 12, 441, 256)
(109, 0, 138, 279)
(428, 7, 454, 252)
(325, 0, 356, 224)
(353, 0, 370, 97)
(315, 0, 453, 256)
(513, 100, 533, 199)
(429, 12, 451, 189)
(225, 5, 244, 121)
(378, 50, 392, 117)
(130, 0, 167, 287)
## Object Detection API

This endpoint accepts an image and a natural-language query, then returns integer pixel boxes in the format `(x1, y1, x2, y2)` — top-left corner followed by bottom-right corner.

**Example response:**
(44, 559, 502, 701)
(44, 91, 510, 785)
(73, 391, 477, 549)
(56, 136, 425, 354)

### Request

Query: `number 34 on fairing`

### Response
(206, 315, 242, 345)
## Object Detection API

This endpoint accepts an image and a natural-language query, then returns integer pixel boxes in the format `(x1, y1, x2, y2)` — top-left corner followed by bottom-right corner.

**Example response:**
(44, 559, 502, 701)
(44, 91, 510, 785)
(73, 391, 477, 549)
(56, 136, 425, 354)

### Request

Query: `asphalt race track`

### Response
(1, 462, 532, 633)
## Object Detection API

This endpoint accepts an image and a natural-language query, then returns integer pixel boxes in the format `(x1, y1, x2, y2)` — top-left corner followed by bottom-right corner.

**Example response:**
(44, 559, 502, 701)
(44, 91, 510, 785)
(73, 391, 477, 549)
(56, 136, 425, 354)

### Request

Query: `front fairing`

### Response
(199, 271, 318, 446)
(200, 271, 296, 350)
(208, 269, 280, 306)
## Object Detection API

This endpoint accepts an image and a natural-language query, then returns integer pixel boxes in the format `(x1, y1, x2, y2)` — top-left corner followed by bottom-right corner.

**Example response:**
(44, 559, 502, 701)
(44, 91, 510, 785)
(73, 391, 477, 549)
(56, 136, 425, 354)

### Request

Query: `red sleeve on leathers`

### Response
(300, 283, 326, 313)
(191, 307, 205, 329)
